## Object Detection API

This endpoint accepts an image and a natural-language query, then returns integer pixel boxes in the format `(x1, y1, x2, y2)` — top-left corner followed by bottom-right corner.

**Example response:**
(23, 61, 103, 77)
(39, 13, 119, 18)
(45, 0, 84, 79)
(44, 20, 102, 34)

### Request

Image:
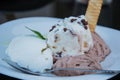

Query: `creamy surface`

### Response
(53, 32, 110, 76)
(6, 36, 53, 73)
(47, 15, 93, 57)
(87, 32, 110, 62)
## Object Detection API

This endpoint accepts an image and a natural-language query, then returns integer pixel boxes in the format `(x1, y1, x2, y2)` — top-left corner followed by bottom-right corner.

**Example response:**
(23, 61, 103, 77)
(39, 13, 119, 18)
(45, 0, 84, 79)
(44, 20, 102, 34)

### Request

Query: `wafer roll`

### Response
(85, 0, 103, 32)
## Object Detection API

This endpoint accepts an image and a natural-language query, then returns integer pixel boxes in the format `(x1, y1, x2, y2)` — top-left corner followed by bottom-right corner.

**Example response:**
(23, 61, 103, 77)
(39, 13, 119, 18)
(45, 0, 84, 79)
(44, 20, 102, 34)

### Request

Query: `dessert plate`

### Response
(0, 17, 120, 80)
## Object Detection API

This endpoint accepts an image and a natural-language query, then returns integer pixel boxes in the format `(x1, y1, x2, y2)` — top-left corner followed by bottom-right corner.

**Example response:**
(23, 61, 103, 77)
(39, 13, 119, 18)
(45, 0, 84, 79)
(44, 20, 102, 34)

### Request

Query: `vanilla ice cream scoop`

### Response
(6, 36, 53, 73)
(47, 15, 93, 57)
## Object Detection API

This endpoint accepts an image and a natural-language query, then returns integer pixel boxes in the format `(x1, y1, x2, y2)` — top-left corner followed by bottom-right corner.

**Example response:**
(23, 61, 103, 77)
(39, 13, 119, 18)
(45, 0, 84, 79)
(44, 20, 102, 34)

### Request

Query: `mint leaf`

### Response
(41, 47, 47, 53)
(26, 27, 46, 40)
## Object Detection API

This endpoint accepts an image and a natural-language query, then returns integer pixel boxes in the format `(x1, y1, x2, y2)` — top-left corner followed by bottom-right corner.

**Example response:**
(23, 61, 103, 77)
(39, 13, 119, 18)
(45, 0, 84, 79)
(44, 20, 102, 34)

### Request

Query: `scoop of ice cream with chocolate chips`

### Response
(47, 15, 110, 76)
(47, 15, 93, 57)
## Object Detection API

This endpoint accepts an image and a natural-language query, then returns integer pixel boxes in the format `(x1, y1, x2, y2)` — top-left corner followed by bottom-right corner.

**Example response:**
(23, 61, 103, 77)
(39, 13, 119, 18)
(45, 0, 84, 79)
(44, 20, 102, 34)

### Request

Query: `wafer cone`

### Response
(85, 0, 103, 32)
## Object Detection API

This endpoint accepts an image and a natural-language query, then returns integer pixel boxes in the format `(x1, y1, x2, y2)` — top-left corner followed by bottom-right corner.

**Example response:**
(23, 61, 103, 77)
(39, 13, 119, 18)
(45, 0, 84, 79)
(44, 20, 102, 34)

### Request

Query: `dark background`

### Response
(0, 0, 119, 30)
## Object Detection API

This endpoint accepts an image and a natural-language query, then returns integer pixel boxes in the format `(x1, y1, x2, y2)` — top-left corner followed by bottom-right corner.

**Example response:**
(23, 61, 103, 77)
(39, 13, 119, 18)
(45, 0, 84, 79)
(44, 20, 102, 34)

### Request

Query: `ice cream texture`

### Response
(47, 15, 110, 76)
(53, 32, 110, 76)
(6, 36, 53, 73)
(47, 15, 93, 57)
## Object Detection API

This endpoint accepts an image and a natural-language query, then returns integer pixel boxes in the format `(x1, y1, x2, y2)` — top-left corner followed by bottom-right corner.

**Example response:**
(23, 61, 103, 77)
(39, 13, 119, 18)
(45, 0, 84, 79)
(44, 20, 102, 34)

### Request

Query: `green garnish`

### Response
(41, 47, 48, 53)
(26, 27, 46, 40)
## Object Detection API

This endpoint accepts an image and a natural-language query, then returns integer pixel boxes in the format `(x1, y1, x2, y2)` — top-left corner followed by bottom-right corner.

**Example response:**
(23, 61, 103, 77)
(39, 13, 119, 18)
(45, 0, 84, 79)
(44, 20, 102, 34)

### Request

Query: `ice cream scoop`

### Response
(6, 36, 53, 73)
(47, 15, 93, 57)
(53, 32, 111, 76)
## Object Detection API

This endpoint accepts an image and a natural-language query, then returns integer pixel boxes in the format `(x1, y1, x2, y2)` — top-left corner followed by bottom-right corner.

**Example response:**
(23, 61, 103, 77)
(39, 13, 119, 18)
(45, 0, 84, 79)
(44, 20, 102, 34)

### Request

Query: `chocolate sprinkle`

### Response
(56, 52, 62, 57)
(63, 28, 67, 32)
(52, 46, 57, 49)
(49, 26, 56, 32)
(77, 21, 81, 24)
(54, 35, 58, 42)
(71, 19, 77, 22)
(76, 64, 80, 66)
(81, 19, 88, 25)
(69, 30, 76, 36)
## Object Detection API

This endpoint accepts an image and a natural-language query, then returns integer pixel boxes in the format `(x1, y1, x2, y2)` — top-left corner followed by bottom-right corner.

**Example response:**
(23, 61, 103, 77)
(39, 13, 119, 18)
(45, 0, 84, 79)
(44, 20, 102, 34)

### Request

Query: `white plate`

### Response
(0, 17, 120, 80)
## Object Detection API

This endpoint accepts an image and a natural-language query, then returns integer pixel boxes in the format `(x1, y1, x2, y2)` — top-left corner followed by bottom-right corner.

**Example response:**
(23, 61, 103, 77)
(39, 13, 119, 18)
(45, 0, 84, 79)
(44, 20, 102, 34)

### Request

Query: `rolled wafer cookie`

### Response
(85, 0, 103, 32)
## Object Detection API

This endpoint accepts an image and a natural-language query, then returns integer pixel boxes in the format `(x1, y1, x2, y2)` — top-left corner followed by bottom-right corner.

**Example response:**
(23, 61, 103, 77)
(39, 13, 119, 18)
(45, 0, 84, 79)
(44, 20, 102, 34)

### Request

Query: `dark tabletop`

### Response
(0, 74, 20, 80)
(0, 73, 120, 80)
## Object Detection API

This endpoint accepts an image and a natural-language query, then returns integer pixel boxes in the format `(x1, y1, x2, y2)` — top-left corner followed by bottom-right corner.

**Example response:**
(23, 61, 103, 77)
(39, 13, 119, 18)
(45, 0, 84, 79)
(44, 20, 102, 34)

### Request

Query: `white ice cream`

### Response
(6, 36, 53, 73)
(47, 15, 93, 57)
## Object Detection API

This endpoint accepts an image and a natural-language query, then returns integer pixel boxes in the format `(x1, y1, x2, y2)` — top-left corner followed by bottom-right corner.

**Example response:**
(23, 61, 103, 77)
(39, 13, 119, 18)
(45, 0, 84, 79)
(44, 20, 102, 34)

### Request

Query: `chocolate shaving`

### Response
(52, 46, 57, 49)
(71, 19, 77, 22)
(76, 64, 80, 66)
(56, 52, 62, 57)
(69, 30, 76, 36)
(54, 35, 59, 42)
(81, 19, 88, 25)
(49, 26, 56, 32)
(63, 28, 67, 32)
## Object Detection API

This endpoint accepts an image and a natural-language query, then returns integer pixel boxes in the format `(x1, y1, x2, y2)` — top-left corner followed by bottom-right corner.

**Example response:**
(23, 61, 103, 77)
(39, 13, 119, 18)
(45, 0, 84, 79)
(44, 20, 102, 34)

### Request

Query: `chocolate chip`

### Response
(77, 21, 81, 24)
(99, 44, 102, 47)
(52, 46, 56, 49)
(69, 30, 76, 36)
(71, 19, 77, 22)
(56, 52, 62, 57)
(54, 35, 58, 42)
(63, 28, 67, 32)
(55, 35, 58, 39)
(49, 26, 56, 32)
(84, 25, 88, 30)
(76, 64, 80, 66)
(81, 19, 88, 25)
(53, 58, 57, 64)
(88, 62, 93, 67)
